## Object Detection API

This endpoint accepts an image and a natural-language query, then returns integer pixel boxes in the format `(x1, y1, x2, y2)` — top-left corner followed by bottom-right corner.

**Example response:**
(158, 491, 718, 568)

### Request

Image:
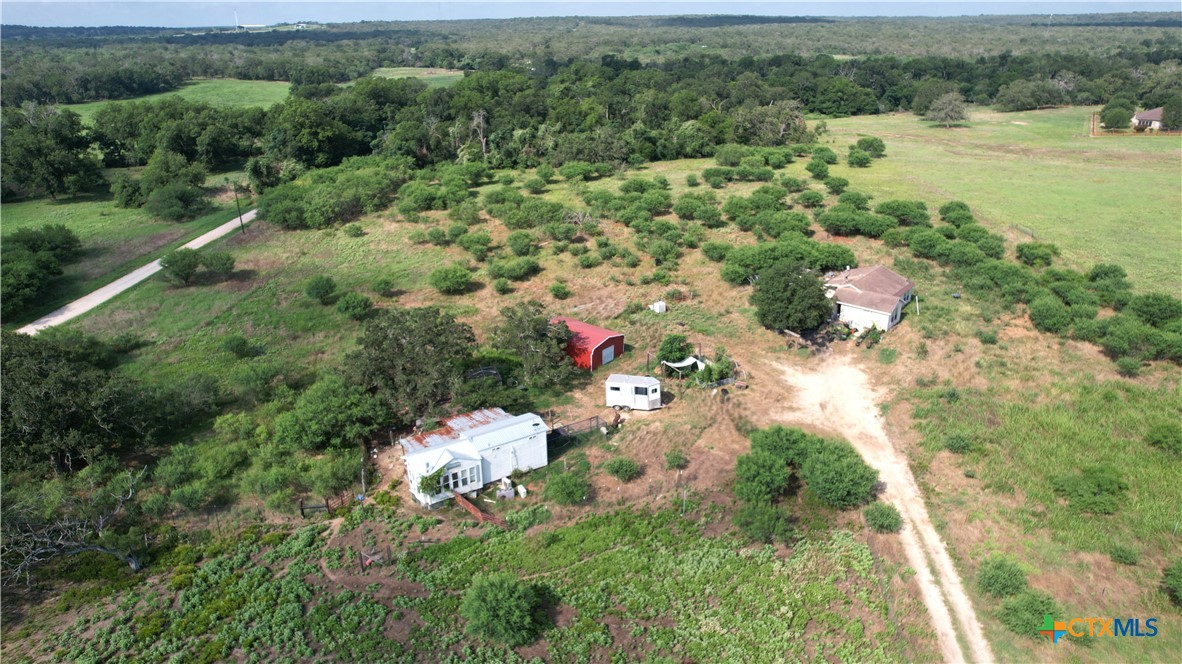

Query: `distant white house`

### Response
(1132, 107, 1164, 131)
(400, 408, 548, 507)
(605, 374, 662, 411)
(825, 266, 914, 332)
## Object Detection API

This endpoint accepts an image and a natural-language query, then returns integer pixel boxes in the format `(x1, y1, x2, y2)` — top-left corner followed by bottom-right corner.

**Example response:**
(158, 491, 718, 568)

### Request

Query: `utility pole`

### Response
(229, 179, 246, 235)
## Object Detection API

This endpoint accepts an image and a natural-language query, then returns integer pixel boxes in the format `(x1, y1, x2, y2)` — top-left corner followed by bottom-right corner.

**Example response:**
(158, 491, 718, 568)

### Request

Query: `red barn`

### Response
(551, 317, 624, 371)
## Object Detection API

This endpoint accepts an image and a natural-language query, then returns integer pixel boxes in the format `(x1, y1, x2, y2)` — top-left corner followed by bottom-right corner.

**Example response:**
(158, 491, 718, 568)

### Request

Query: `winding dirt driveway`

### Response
(16, 210, 257, 335)
(776, 354, 994, 664)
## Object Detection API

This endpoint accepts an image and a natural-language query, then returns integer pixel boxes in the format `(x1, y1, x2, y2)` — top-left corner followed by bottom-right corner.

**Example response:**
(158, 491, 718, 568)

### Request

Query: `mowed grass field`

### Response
(63, 78, 291, 123)
(370, 66, 465, 87)
(1, 194, 241, 327)
(823, 107, 1182, 293)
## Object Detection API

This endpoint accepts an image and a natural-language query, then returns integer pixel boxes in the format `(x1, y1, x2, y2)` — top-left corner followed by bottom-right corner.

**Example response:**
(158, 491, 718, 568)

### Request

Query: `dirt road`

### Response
(776, 354, 994, 664)
(16, 210, 257, 335)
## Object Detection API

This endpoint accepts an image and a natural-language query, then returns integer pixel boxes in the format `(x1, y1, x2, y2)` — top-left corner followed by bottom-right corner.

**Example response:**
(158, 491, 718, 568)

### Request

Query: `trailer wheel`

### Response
(613, 405, 622, 412)
(622, 406, 632, 413)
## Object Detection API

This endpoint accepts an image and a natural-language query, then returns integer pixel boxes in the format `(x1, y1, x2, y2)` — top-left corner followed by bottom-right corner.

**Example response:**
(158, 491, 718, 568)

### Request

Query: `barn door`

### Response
(601, 344, 615, 365)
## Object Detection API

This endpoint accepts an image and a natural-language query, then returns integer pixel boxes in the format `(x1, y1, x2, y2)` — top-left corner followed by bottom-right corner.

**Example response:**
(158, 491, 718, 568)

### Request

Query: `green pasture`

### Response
(369, 67, 465, 87)
(62, 79, 291, 123)
(823, 107, 1182, 293)
(1, 195, 241, 327)
(910, 378, 1182, 663)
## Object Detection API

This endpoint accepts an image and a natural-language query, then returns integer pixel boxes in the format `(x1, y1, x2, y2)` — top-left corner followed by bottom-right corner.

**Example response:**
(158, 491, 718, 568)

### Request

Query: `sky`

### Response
(1, 1, 1177, 27)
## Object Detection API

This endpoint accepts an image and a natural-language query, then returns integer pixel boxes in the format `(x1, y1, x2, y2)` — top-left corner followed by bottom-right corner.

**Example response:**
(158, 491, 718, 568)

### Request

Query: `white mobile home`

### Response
(400, 408, 548, 507)
(605, 374, 662, 411)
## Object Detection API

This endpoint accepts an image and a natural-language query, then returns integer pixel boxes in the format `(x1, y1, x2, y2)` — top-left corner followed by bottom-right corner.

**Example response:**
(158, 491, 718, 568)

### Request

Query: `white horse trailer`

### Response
(605, 374, 662, 411)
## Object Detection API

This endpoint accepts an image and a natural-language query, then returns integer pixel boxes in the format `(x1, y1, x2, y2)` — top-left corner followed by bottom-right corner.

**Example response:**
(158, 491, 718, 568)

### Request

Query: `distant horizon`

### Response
(2, 2, 1179, 29)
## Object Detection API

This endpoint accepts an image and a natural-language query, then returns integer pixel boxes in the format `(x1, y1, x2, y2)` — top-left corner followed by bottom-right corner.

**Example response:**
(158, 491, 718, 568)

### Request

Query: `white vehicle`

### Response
(605, 374, 662, 411)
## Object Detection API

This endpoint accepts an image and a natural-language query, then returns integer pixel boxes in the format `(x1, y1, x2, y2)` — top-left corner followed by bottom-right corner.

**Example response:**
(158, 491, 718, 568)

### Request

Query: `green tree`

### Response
(750, 262, 833, 333)
(274, 374, 388, 451)
(0, 105, 101, 199)
(1162, 96, 1182, 131)
(855, 136, 886, 158)
(159, 248, 203, 286)
(911, 80, 959, 116)
(493, 300, 577, 389)
(460, 574, 546, 646)
(429, 264, 473, 295)
(656, 334, 695, 375)
(144, 183, 208, 221)
(804, 159, 829, 180)
(345, 308, 476, 427)
(1100, 106, 1133, 130)
(0, 330, 152, 474)
(924, 92, 968, 128)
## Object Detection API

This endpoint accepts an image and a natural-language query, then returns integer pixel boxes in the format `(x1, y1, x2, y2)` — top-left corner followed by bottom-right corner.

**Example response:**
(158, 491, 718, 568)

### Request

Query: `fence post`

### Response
(299, 498, 305, 518)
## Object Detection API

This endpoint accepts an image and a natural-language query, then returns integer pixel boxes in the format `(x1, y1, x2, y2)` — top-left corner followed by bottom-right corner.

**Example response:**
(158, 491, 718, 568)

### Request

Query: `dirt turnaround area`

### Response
(775, 354, 995, 664)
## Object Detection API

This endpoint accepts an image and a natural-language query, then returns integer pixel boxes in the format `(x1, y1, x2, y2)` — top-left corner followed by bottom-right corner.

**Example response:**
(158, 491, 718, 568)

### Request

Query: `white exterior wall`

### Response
(837, 304, 891, 331)
(605, 378, 662, 410)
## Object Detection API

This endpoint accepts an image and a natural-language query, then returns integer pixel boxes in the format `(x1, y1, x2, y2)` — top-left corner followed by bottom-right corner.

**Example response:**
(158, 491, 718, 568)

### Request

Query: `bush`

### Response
(998, 590, 1059, 638)
(944, 434, 975, 454)
(1128, 292, 1182, 328)
(734, 503, 795, 543)
(1110, 545, 1139, 566)
(603, 458, 642, 482)
(855, 136, 886, 158)
(685, 174, 700, 187)
(823, 177, 849, 195)
(837, 191, 870, 210)
(221, 334, 258, 358)
(544, 472, 590, 505)
(1165, 559, 1182, 606)
(160, 248, 203, 286)
(664, 450, 689, 470)
(522, 177, 547, 194)
(549, 282, 572, 300)
(797, 190, 824, 208)
(701, 241, 732, 262)
(1051, 465, 1127, 514)
(336, 292, 373, 320)
(863, 502, 903, 533)
(1146, 422, 1182, 454)
(799, 443, 878, 509)
(804, 159, 829, 180)
(488, 257, 540, 281)
(978, 557, 1028, 597)
(847, 149, 872, 167)
(1016, 242, 1059, 268)
(460, 574, 545, 646)
(429, 265, 472, 295)
(812, 146, 838, 164)
(1029, 296, 1072, 334)
(578, 253, 602, 269)
(492, 278, 513, 295)
(1116, 356, 1141, 377)
(144, 183, 208, 222)
(200, 251, 235, 280)
(734, 451, 790, 504)
(504, 505, 551, 531)
(343, 223, 365, 237)
(305, 275, 337, 304)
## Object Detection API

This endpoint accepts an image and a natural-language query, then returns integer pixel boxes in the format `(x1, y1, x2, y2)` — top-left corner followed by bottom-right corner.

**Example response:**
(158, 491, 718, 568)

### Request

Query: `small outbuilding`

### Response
(825, 266, 914, 332)
(400, 408, 548, 507)
(551, 316, 624, 371)
(605, 374, 662, 411)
